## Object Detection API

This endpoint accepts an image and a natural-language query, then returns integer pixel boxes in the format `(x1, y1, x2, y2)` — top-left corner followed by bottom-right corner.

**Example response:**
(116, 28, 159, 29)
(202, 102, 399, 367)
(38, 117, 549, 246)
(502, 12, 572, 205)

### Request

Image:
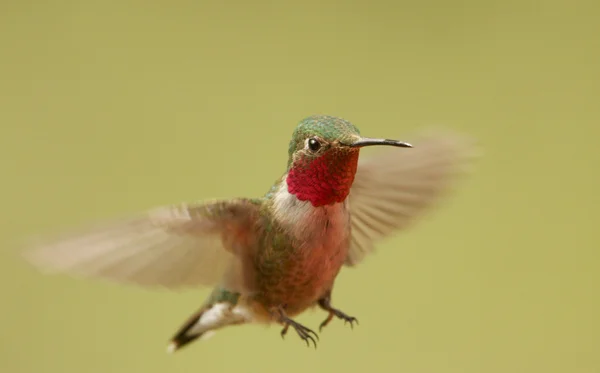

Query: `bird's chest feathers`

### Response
(272, 181, 350, 279)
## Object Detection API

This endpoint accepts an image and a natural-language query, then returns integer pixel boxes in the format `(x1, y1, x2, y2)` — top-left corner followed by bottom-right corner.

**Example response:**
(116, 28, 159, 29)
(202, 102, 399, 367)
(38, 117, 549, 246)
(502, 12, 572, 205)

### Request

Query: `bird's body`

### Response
(257, 182, 351, 315)
(169, 192, 353, 350)
(23, 115, 476, 352)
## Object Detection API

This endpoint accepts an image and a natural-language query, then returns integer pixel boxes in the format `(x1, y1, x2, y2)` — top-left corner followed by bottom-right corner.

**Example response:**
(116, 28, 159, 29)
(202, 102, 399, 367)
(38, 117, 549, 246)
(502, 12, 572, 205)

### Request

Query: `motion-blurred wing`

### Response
(346, 132, 477, 266)
(23, 199, 261, 291)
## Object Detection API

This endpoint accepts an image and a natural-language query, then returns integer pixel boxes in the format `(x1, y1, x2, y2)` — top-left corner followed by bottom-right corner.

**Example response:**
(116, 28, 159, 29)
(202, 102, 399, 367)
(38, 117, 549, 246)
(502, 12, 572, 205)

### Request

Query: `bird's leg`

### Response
(271, 305, 319, 348)
(317, 292, 358, 332)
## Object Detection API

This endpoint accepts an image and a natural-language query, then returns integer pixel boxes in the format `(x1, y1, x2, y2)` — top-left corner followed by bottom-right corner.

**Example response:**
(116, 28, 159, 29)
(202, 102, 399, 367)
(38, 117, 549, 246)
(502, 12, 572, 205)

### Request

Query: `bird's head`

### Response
(285, 115, 412, 207)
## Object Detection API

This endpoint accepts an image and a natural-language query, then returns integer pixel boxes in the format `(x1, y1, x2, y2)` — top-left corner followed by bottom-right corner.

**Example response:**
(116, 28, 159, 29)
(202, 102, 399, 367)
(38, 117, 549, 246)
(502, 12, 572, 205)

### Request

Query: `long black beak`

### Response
(348, 137, 413, 148)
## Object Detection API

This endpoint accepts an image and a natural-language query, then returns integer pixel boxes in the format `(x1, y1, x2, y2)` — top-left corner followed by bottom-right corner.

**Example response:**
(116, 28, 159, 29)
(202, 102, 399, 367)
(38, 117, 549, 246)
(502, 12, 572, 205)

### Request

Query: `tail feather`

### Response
(167, 308, 207, 353)
(167, 302, 250, 353)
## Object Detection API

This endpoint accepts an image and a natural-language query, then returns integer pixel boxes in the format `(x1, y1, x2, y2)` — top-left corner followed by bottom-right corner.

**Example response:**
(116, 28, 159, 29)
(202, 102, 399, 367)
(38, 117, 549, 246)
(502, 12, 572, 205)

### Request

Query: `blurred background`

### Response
(1, 0, 598, 372)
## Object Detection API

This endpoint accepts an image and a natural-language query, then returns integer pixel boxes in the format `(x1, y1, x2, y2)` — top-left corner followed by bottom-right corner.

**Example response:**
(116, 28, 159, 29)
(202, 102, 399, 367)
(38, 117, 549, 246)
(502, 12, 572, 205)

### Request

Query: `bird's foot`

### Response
(318, 297, 359, 332)
(319, 309, 359, 332)
(273, 307, 319, 348)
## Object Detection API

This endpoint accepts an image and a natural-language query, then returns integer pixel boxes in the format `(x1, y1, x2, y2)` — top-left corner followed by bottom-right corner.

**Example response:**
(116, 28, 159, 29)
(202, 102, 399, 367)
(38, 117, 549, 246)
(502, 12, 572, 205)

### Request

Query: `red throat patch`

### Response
(286, 150, 360, 207)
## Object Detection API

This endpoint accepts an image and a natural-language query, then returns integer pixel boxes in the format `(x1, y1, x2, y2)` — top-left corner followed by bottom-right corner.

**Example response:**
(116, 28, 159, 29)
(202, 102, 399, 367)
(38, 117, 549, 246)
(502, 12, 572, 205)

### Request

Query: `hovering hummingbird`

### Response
(24, 115, 474, 352)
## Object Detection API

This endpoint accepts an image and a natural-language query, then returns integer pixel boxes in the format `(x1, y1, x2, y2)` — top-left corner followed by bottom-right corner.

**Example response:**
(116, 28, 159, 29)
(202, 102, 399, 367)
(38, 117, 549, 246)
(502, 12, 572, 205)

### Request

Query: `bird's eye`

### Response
(308, 138, 321, 152)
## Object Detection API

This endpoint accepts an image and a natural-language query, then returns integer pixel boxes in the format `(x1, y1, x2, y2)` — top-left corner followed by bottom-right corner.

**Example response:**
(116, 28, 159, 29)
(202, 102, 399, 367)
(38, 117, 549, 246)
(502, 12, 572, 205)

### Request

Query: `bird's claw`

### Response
(275, 307, 319, 348)
(280, 324, 289, 339)
(297, 324, 319, 349)
(343, 315, 359, 329)
(319, 309, 359, 332)
(279, 320, 318, 348)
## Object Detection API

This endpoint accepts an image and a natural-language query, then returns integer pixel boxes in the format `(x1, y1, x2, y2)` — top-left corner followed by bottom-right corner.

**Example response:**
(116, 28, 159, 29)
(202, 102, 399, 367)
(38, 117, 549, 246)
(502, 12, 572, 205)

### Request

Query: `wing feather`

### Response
(23, 199, 261, 291)
(346, 132, 477, 266)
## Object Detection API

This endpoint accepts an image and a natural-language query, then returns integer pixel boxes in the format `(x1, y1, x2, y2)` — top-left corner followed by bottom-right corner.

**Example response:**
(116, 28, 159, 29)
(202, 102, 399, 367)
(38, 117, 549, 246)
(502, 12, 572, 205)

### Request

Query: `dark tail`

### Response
(167, 307, 211, 353)
(167, 288, 247, 353)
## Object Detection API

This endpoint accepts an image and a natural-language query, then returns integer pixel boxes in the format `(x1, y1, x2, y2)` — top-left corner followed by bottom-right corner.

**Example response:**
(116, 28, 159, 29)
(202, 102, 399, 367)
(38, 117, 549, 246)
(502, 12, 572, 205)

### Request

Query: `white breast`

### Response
(272, 180, 350, 249)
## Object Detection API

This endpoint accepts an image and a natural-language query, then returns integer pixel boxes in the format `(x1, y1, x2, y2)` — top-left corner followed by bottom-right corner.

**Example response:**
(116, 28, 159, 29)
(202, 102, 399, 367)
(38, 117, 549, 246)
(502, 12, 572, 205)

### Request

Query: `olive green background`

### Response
(1, 0, 598, 372)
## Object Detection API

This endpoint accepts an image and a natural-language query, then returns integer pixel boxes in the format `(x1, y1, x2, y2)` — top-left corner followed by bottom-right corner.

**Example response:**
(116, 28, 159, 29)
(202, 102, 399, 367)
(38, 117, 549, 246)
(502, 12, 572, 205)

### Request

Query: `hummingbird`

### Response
(23, 115, 474, 352)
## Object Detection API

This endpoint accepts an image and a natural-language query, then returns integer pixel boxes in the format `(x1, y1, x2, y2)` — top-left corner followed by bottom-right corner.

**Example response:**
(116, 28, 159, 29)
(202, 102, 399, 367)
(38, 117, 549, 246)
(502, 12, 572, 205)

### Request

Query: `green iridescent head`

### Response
(286, 115, 412, 168)
(286, 116, 358, 166)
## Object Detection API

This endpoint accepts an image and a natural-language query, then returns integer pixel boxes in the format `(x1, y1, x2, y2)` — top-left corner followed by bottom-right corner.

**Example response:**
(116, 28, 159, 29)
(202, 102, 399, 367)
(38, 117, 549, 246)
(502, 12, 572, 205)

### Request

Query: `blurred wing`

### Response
(23, 199, 261, 291)
(346, 131, 477, 266)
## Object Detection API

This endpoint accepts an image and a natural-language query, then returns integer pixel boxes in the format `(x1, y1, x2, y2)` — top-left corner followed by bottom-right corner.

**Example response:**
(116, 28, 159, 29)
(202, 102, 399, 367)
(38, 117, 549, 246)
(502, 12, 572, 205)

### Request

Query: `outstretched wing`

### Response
(23, 199, 261, 291)
(346, 132, 477, 266)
